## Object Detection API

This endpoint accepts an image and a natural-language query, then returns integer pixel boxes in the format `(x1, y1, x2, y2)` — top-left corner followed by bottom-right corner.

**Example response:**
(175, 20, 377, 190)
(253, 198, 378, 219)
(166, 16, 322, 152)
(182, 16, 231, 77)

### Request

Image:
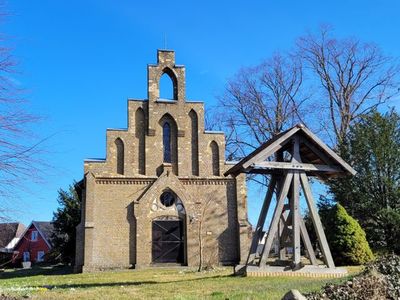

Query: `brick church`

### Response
(75, 50, 251, 272)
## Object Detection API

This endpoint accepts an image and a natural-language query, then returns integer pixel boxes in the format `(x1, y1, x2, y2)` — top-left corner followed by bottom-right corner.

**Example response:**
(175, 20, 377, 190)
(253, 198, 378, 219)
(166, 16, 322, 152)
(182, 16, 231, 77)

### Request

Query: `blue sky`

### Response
(3, 0, 400, 226)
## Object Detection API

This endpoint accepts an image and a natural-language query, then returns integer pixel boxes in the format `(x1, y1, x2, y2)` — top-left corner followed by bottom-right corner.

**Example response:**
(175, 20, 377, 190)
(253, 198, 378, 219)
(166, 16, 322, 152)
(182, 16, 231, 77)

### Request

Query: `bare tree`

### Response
(193, 193, 226, 272)
(219, 53, 309, 161)
(297, 27, 400, 144)
(218, 27, 400, 159)
(0, 3, 45, 221)
(195, 196, 212, 272)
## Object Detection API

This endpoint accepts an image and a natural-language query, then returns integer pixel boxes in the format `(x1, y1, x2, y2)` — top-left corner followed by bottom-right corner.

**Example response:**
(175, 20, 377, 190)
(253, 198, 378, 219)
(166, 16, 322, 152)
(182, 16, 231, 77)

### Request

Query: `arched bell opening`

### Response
(159, 67, 178, 101)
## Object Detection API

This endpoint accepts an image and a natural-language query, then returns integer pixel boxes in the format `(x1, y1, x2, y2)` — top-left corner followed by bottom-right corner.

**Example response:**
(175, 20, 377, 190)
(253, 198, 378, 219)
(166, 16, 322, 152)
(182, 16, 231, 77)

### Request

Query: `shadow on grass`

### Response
(0, 265, 73, 280)
(32, 274, 232, 290)
(37, 281, 158, 289)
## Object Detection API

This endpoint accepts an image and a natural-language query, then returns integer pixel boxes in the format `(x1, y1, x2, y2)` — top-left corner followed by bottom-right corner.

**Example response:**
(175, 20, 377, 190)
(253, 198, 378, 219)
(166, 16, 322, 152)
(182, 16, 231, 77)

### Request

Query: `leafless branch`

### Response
(218, 52, 310, 161)
(297, 26, 400, 144)
(0, 2, 47, 221)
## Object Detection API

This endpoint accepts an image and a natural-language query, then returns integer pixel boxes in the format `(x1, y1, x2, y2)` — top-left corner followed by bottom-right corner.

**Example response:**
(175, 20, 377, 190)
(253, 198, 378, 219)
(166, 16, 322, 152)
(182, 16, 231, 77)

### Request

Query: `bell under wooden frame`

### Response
(225, 124, 356, 277)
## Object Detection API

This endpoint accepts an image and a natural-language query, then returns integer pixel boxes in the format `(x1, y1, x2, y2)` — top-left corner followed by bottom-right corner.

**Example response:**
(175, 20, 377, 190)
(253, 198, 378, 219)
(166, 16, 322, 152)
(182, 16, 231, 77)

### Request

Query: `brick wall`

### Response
(75, 50, 251, 272)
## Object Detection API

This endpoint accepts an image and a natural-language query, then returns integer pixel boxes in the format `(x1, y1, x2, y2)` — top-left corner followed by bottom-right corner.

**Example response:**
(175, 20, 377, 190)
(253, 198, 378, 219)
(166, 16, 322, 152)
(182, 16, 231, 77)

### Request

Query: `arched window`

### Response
(163, 122, 171, 163)
(189, 110, 199, 176)
(160, 114, 178, 175)
(135, 108, 146, 175)
(210, 141, 220, 176)
(115, 138, 124, 175)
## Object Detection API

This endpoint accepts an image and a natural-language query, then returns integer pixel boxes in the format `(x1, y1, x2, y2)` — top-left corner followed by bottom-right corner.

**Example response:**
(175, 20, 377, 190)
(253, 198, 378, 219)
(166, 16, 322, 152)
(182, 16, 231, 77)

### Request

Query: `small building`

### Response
(0, 222, 26, 266)
(254, 230, 282, 257)
(0, 222, 26, 253)
(75, 50, 251, 272)
(13, 221, 54, 265)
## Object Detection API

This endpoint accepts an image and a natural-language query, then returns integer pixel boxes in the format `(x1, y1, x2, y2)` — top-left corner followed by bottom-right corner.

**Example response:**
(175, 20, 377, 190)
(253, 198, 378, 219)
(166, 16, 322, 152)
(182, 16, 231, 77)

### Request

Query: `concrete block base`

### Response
(241, 265, 348, 278)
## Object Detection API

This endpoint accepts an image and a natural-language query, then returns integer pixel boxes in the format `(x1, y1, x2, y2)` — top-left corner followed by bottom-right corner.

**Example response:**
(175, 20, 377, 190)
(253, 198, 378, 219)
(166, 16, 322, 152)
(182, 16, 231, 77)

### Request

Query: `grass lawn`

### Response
(0, 265, 362, 299)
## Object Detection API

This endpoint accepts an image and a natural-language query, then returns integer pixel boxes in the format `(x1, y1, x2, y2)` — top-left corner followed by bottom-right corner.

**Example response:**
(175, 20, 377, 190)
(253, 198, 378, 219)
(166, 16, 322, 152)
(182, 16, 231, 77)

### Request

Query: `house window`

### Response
(37, 251, 45, 262)
(23, 251, 30, 262)
(163, 122, 171, 163)
(31, 231, 38, 241)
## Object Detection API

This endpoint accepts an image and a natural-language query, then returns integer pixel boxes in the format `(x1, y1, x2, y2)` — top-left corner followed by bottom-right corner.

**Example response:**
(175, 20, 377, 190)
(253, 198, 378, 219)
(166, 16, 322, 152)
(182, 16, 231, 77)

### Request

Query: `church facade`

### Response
(75, 50, 250, 272)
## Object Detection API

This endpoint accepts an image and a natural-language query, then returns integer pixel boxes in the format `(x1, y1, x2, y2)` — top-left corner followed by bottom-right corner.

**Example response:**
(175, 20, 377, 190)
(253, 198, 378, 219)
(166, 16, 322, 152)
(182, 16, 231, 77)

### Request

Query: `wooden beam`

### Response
(300, 137, 333, 166)
(241, 127, 301, 170)
(225, 124, 356, 177)
(291, 137, 301, 267)
(243, 169, 284, 175)
(300, 126, 356, 176)
(278, 215, 285, 260)
(246, 177, 277, 265)
(299, 217, 318, 265)
(280, 211, 292, 243)
(291, 171, 301, 266)
(251, 161, 342, 173)
(292, 135, 301, 163)
(277, 148, 286, 261)
(259, 172, 293, 266)
(300, 172, 335, 268)
(279, 209, 293, 260)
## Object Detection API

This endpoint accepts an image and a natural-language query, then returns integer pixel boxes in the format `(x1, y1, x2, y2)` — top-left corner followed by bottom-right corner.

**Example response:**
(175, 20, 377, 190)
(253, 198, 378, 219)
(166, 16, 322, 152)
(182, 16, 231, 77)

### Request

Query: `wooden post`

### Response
(300, 172, 335, 268)
(291, 136, 301, 267)
(225, 124, 356, 273)
(278, 212, 287, 260)
(280, 210, 292, 245)
(259, 172, 293, 266)
(277, 150, 285, 261)
(246, 177, 276, 265)
(299, 217, 317, 265)
(291, 171, 301, 266)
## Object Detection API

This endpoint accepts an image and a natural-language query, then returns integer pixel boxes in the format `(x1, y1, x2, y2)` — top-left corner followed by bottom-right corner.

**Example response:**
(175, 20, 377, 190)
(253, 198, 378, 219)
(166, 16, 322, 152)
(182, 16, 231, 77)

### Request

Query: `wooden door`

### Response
(152, 220, 184, 264)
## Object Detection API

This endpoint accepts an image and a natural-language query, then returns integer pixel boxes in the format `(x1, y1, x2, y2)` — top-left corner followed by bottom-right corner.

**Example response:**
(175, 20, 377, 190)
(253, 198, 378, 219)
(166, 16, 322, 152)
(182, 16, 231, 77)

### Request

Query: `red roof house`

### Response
(13, 221, 54, 265)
